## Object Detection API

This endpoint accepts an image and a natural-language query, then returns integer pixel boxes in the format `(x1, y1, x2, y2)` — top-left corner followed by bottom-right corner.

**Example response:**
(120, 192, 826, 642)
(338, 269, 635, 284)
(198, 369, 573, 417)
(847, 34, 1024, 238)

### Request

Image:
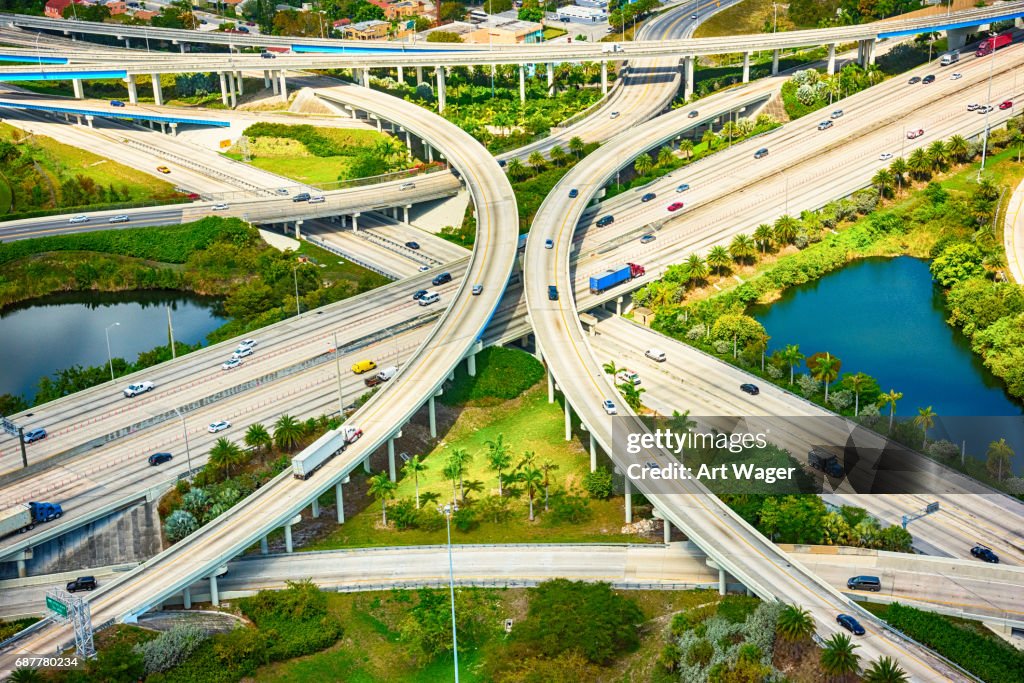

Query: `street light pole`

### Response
(173, 407, 194, 477)
(293, 265, 302, 318)
(978, 39, 998, 183)
(443, 503, 459, 682)
(105, 322, 120, 382)
(333, 331, 345, 417)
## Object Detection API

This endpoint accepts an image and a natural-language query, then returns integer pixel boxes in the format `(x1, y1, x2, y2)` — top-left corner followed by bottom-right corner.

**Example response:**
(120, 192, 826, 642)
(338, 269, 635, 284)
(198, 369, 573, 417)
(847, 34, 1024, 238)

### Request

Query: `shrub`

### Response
(442, 347, 545, 404)
(796, 374, 821, 398)
(583, 467, 614, 500)
(163, 509, 198, 543)
(390, 498, 420, 530)
(238, 580, 343, 662)
(550, 492, 592, 523)
(134, 623, 208, 674)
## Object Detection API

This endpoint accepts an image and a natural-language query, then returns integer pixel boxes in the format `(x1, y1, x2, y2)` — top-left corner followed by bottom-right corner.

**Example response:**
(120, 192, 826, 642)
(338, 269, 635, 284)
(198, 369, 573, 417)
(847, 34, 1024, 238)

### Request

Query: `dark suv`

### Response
(292, 192, 311, 202)
(67, 576, 97, 592)
(595, 215, 614, 227)
(548, 285, 558, 301)
(148, 452, 173, 466)
(432, 272, 452, 286)
(971, 544, 999, 563)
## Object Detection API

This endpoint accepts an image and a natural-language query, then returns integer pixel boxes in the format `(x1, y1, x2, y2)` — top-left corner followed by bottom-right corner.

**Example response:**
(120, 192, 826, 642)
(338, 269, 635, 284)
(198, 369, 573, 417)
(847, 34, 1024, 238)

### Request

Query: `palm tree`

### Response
(516, 465, 544, 520)
(773, 214, 800, 245)
(442, 459, 460, 504)
(872, 168, 894, 199)
(208, 437, 242, 479)
(402, 455, 427, 508)
(527, 151, 546, 170)
(701, 128, 718, 150)
(448, 447, 473, 502)
(707, 245, 732, 275)
(986, 438, 1014, 481)
(926, 140, 948, 173)
(914, 406, 936, 447)
(864, 657, 909, 683)
(485, 434, 513, 496)
(568, 135, 585, 159)
(811, 352, 841, 402)
(753, 223, 774, 254)
(8, 669, 43, 683)
(506, 158, 527, 180)
(367, 471, 396, 526)
(947, 134, 969, 163)
(776, 604, 815, 656)
(780, 345, 805, 385)
(244, 423, 272, 453)
(820, 632, 860, 683)
(907, 147, 930, 180)
(273, 414, 303, 451)
(540, 459, 559, 511)
(685, 253, 708, 285)
(879, 389, 903, 430)
(889, 157, 908, 195)
(602, 360, 620, 375)
(678, 138, 694, 159)
(729, 234, 757, 265)
(618, 381, 646, 411)
(657, 146, 675, 167)
(634, 153, 653, 177)
(749, 332, 770, 372)
(549, 145, 567, 165)
(1011, 127, 1024, 163)
(846, 372, 869, 416)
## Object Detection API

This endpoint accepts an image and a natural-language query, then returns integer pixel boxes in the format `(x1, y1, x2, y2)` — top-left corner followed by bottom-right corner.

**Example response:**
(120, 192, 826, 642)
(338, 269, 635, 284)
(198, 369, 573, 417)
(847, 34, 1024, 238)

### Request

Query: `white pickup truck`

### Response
(123, 381, 155, 398)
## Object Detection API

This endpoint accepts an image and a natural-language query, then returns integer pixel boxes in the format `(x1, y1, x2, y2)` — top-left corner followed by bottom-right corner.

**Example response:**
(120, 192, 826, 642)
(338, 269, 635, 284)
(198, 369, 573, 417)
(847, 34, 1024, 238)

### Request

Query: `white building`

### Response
(575, 0, 607, 8)
(556, 5, 607, 23)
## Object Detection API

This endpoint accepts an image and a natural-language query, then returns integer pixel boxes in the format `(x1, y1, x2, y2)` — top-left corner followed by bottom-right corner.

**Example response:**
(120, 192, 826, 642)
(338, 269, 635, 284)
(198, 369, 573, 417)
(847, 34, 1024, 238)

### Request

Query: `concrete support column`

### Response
(426, 142, 433, 163)
(600, 61, 608, 95)
(615, 296, 622, 316)
(624, 476, 633, 524)
(226, 72, 237, 108)
(159, 122, 166, 134)
(179, 42, 186, 54)
(363, 457, 372, 473)
(126, 75, 138, 105)
(123, 37, 130, 49)
(263, 70, 271, 89)
(151, 74, 164, 106)
(663, 517, 671, 543)
(771, 49, 779, 75)
(376, 117, 382, 132)
(403, 205, 411, 223)
(85, 115, 94, 128)
(284, 523, 293, 553)
(278, 70, 288, 102)
(209, 574, 220, 606)
(719, 568, 726, 595)
(260, 535, 268, 554)
(72, 78, 84, 99)
(169, 122, 177, 136)
(362, 68, 371, 88)
(564, 400, 572, 441)
(404, 130, 412, 153)
(547, 370, 555, 403)
(867, 39, 876, 65)
(547, 62, 554, 96)
(429, 393, 439, 437)
(352, 212, 360, 232)
(183, 587, 191, 609)
(235, 71, 244, 96)
(219, 72, 229, 106)
(589, 432, 597, 472)
(436, 66, 446, 113)
(683, 56, 694, 100)
(416, 66, 423, 84)
(397, 65, 404, 83)
(271, 71, 280, 94)
(467, 352, 476, 377)
(311, 498, 320, 518)
(335, 481, 345, 523)
(946, 27, 968, 52)
(827, 43, 837, 76)
(741, 51, 751, 83)
(388, 437, 397, 481)
(16, 559, 26, 578)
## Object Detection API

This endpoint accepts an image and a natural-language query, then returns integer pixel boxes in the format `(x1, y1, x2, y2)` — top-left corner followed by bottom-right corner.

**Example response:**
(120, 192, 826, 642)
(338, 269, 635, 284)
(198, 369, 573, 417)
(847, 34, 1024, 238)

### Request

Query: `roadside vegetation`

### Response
(0, 122, 184, 219)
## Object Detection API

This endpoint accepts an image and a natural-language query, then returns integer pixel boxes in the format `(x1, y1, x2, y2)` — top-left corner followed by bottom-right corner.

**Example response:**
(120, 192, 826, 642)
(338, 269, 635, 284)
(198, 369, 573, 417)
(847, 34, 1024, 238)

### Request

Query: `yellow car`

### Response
(351, 359, 377, 375)
(156, 166, 171, 174)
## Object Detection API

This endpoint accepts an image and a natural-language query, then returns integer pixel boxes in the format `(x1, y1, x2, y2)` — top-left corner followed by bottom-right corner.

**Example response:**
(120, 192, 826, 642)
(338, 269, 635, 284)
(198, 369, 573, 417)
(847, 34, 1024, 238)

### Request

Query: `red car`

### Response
(906, 129, 924, 139)
(999, 100, 1013, 110)
(667, 202, 684, 212)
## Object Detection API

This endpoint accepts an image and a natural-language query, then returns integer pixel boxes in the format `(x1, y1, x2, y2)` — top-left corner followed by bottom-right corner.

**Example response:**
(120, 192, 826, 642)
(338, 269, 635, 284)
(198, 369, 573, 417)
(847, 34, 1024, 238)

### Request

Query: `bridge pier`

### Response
(741, 51, 751, 83)
(235, 71, 244, 96)
(178, 42, 186, 54)
(151, 75, 164, 106)
(436, 67, 446, 113)
(547, 62, 554, 96)
(169, 122, 178, 136)
(336, 480, 345, 523)
(219, 72, 229, 106)
(519, 64, 526, 103)
(403, 204, 411, 223)
(227, 73, 237, 108)
(771, 49, 779, 75)
(85, 115, 94, 129)
(311, 498, 320, 518)
(416, 66, 423, 85)
(260, 535, 269, 554)
(946, 27, 969, 52)
(600, 61, 608, 96)
(295, 219, 302, 240)
(278, 70, 288, 102)
(16, 558, 26, 578)
(183, 587, 191, 609)
(397, 65, 404, 83)
(388, 436, 397, 481)
(547, 370, 555, 403)
(126, 75, 138, 105)
(209, 573, 220, 606)
(362, 68, 371, 88)
(564, 399, 572, 441)
(72, 78, 83, 99)
(615, 296, 623, 316)
(263, 70, 271, 89)
(429, 391, 440, 438)
(663, 517, 671, 543)
(827, 43, 836, 75)
(467, 351, 476, 377)
(351, 212, 360, 232)
(284, 523, 293, 553)
(683, 56, 694, 101)
(426, 142, 433, 162)
(589, 432, 597, 472)
(624, 476, 633, 523)
(719, 568, 726, 595)
(123, 37, 130, 49)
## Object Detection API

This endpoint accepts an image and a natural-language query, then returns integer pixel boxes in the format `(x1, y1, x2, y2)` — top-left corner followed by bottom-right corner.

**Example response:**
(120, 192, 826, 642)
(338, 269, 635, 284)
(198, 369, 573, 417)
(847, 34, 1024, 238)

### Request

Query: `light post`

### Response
(104, 322, 120, 382)
(441, 503, 459, 682)
(172, 407, 194, 477)
(772, 2, 778, 33)
(333, 331, 345, 417)
(978, 36, 998, 183)
(292, 264, 302, 318)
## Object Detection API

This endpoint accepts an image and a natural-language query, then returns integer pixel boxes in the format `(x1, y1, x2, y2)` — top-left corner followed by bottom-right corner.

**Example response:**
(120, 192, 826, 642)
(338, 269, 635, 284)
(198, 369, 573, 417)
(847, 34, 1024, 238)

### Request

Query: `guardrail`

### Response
(305, 235, 401, 279)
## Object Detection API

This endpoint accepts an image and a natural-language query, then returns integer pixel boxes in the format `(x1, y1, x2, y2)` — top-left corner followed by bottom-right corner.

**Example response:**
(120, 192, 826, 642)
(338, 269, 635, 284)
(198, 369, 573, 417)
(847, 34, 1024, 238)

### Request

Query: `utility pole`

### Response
(166, 305, 176, 359)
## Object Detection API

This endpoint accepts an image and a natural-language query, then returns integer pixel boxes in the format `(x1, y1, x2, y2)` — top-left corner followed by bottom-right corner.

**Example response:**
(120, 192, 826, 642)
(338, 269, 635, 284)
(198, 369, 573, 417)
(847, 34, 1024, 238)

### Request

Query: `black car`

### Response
(405, 241, 420, 250)
(67, 576, 97, 592)
(836, 614, 865, 636)
(971, 544, 999, 563)
(148, 452, 173, 466)
(432, 272, 452, 286)
(292, 193, 311, 202)
(908, 76, 921, 84)
(688, 110, 699, 118)
(412, 289, 428, 300)
(740, 383, 760, 395)
(922, 74, 935, 84)
(641, 192, 656, 202)
(568, 188, 579, 198)
(548, 285, 558, 301)
(260, 52, 276, 59)
(595, 215, 614, 227)
(754, 148, 769, 159)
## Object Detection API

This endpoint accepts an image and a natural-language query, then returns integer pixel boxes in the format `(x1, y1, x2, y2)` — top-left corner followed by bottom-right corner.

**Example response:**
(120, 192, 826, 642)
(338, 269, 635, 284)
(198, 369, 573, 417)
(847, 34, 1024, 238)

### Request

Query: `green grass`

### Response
(542, 27, 567, 40)
(296, 239, 390, 289)
(694, 0, 796, 37)
(0, 172, 12, 214)
(306, 383, 648, 550)
(246, 155, 356, 185)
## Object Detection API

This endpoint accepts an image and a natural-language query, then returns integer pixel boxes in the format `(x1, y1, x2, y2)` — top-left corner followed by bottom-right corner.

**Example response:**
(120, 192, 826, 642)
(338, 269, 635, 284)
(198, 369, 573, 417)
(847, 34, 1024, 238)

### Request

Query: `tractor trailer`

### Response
(589, 263, 645, 294)
(291, 425, 363, 479)
(0, 502, 63, 537)
(976, 33, 1011, 57)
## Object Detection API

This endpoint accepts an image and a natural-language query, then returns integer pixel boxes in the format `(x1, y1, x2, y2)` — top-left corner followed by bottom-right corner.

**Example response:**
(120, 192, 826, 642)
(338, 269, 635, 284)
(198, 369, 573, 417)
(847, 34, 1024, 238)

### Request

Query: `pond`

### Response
(0, 290, 226, 402)
(749, 256, 1024, 472)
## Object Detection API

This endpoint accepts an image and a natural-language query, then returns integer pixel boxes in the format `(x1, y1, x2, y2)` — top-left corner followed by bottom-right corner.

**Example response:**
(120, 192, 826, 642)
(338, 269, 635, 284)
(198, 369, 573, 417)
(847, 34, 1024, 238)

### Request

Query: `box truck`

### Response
(0, 502, 63, 537)
(291, 426, 363, 480)
(976, 33, 1011, 57)
(939, 50, 959, 66)
(588, 263, 645, 294)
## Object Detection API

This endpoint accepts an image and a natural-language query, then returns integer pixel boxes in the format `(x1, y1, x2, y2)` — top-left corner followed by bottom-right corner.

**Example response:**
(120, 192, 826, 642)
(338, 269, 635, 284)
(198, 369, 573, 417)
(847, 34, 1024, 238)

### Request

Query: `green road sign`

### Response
(46, 595, 68, 618)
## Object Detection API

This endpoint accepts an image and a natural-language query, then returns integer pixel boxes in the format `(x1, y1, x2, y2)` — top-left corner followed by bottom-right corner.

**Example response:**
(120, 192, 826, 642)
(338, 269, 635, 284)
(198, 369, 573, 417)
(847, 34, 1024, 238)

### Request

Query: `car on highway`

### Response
(971, 544, 999, 563)
(691, 13, 697, 19)
(907, 76, 921, 84)
(676, 183, 690, 192)
(186, 193, 200, 200)
(123, 381, 155, 398)
(950, 72, 962, 80)
(472, 284, 483, 295)
(405, 241, 420, 250)
(830, 109, 844, 119)
(740, 383, 760, 395)
(412, 289, 428, 300)
(275, 188, 289, 195)
(238, 339, 257, 351)
(879, 152, 893, 161)
(148, 452, 173, 466)
(967, 102, 980, 111)
(688, 110, 699, 118)
(157, 166, 171, 174)
(419, 265, 430, 272)
(237, 26, 249, 32)
(208, 420, 231, 433)
(596, 215, 614, 227)
(544, 239, 554, 249)
(1000, 100, 1013, 110)
(108, 215, 130, 223)
(568, 188, 579, 198)
(66, 576, 97, 592)
(212, 203, 229, 211)
(292, 192, 311, 202)
(22, 428, 47, 444)
(847, 575, 881, 592)
(602, 399, 617, 415)
(667, 202, 684, 212)
(817, 120, 833, 130)
(68, 215, 90, 224)
(400, 182, 416, 190)
(110, 100, 125, 107)
(432, 272, 452, 286)
(640, 234, 656, 244)
(753, 148, 769, 159)
(221, 358, 243, 370)
(616, 370, 640, 386)
(836, 614, 865, 636)
(906, 129, 924, 139)
(641, 192, 656, 202)
(232, 346, 253, 359)
(418, 291, 440, 306)
(978, 105, 994, 114)
(351, 359, 377, 374)
(645, 348, 666, 362)
(609, 111, 619, 119)
(308, 195, 325, 204)
(547, 285, 558, 301)
(922, 74, 935, 84)
(261, 51, 276, 59)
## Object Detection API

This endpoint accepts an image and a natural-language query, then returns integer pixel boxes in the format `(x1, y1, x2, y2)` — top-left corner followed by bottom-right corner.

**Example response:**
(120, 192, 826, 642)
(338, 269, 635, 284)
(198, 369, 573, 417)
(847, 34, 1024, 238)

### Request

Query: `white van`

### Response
(940, 50, 959, 66)
(645, 349, 666, 362)
(377, 365, 398, 382)
(616, 370, 641, 386)
(418, 291, 440, 306)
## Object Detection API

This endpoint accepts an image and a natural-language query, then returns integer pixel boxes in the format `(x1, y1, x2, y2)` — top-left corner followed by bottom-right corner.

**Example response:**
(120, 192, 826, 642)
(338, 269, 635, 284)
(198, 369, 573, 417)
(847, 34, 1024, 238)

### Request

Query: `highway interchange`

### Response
(1, 1, 1023, 678)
